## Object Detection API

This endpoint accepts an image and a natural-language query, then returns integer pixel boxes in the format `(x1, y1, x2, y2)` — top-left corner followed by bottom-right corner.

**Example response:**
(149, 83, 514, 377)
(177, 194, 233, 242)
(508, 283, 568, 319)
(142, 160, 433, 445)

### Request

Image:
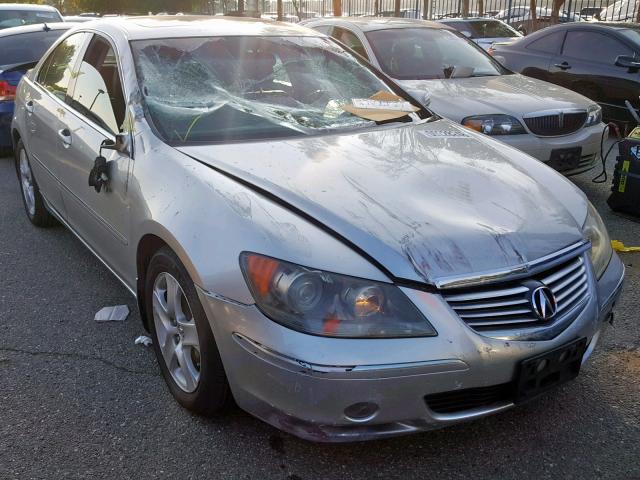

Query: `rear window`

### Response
(0, 9, 62, 30)
(0, 29, 68, 66)
(460, 20, 520, 39)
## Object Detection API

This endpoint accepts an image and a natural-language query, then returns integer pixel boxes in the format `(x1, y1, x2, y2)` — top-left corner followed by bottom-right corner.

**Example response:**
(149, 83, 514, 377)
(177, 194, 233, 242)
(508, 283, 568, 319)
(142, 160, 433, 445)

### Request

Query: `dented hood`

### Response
(177, 119, 588, 286)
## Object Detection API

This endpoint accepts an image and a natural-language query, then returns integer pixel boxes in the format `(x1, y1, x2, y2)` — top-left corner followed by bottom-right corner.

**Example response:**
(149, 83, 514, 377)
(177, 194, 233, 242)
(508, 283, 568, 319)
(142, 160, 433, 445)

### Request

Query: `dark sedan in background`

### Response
(0, 22, 73, 151)
(491, 23, 640, 126)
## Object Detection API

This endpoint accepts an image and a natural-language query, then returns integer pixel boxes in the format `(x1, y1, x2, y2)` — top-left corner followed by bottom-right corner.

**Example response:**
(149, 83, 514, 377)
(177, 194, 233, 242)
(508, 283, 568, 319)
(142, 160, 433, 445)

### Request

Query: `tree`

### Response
(291, 0, 301, 18)
(462, 0, 469, 17)
(550, 0, 565, 23)
(394, 0, 400, 16)
(332, 0, 341, 16)
(277, 0, 283, 20)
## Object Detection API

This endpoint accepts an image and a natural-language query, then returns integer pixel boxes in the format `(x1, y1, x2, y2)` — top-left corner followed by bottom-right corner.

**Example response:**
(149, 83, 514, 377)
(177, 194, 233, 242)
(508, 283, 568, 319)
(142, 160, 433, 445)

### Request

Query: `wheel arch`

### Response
(11, 127, 21, 151)
(135, 226, 205, 331)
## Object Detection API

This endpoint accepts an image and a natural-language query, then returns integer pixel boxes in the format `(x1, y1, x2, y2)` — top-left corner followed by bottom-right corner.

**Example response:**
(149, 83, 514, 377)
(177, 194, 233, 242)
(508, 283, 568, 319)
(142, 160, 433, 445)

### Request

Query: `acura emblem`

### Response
(531, 286, 557, 321)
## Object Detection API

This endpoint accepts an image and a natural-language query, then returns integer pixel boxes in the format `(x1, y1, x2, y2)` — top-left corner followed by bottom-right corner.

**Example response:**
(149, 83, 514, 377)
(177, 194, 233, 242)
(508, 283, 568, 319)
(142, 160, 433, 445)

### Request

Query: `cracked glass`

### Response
(131, 36, 418, 144)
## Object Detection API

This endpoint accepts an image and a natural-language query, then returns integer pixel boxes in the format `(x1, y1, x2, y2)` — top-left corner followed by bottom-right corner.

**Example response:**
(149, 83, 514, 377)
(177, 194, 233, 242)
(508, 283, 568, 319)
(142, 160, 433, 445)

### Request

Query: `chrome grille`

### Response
(444, 256, 589, 331)
(524, 112, 587, 136)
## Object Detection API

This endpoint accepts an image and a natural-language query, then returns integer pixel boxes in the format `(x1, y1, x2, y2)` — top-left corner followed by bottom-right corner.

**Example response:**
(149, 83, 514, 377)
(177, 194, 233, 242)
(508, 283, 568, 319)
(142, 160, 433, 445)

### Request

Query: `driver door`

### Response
(549, 29, 638, 110)
(56, 33, 132, 281)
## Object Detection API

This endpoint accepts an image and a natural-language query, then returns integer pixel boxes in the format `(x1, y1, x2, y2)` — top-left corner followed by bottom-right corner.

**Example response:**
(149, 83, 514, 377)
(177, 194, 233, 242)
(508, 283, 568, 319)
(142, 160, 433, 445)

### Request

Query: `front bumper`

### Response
(498, 123, 603, 176)
(197, 253, 624, 442)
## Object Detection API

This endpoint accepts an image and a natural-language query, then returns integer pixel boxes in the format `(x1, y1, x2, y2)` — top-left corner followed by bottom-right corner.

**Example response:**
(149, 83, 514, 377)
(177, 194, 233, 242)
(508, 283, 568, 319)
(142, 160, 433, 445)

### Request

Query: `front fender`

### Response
(129, 132, 389, 307)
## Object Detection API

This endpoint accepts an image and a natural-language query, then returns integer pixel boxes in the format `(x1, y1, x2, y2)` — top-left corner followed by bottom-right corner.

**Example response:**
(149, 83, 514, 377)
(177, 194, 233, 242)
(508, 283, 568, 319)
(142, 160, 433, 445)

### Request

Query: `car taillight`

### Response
(0, 81, 17, 101)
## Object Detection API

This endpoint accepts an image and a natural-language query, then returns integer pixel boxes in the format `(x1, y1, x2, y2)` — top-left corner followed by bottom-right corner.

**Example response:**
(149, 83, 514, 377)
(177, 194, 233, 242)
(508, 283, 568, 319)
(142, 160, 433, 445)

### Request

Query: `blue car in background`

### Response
(0, 22, 73, 152)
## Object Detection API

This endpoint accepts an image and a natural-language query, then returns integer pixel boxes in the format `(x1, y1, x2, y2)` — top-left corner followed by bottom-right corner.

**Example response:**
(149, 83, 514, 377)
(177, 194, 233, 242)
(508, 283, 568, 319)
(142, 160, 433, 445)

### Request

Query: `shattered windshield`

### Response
(131, 36, 418, 144)
(365, 28, 505, 80)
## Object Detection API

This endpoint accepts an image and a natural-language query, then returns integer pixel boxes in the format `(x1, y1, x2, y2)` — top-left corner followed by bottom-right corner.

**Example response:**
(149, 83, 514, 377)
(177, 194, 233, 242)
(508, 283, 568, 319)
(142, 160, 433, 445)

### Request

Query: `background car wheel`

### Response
(145, 246, 230, 415)
(14, 140, 57, 228)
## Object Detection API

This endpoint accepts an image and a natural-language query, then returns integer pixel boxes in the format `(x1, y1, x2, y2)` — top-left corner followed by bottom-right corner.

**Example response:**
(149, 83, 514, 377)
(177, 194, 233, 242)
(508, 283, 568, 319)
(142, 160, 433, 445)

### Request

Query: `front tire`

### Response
(14, 140, 57, 228)
(145, 247, 230, 415)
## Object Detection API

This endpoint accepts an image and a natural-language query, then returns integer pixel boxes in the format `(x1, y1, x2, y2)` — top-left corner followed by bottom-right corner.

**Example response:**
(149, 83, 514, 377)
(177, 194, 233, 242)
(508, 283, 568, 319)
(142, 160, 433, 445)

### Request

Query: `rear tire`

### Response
(14, 140, 57, 228)
(145, 246, 230, 415)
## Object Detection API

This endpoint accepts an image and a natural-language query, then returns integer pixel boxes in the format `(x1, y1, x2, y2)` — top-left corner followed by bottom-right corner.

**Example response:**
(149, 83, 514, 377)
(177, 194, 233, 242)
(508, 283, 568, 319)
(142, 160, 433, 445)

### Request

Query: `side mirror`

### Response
(88, 134, 131, 193)
(615, 55, 640, 71)
(100, 132, 131, 156)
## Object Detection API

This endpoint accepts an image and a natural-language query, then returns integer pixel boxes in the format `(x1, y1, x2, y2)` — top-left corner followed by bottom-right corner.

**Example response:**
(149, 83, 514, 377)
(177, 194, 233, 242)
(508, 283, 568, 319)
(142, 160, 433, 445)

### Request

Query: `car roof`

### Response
(0, 3, 59, 11)
(545, 21, 640, 31)
(304, 17, 449, 32)
(0, 22, 71, 38)
(80, 16, 322, 40)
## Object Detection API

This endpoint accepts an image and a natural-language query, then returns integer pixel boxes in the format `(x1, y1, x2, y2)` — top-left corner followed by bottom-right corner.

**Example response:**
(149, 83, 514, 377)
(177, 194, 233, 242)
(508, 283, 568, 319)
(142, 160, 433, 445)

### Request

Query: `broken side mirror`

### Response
(88, 153, 109, 193)
(88, 134, 130, 193)
(615, 55, 640, 72)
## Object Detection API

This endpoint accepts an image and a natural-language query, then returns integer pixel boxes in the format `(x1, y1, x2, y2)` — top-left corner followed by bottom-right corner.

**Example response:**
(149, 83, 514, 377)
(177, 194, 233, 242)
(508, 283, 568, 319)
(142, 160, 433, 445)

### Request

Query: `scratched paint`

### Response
(178, 118, 586, 286)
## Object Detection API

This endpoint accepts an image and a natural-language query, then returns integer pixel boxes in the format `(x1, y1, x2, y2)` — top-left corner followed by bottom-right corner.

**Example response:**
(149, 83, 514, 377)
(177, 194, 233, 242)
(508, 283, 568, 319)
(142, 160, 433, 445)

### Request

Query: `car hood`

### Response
(397, 74, 593, 122)
(177, 119, 587, 287)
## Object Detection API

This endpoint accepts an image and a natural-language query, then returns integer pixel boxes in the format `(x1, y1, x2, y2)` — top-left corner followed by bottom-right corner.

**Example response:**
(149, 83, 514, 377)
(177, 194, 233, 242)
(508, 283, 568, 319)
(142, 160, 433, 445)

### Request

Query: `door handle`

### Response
(25, 100, 34, 113)
(57, 128, 72, 146)
(553, 62, 572, 70)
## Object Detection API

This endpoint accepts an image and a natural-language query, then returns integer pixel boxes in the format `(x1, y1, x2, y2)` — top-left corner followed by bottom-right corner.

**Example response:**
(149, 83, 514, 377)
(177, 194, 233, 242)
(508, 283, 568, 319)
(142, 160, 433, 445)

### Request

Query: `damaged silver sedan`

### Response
(11, 17, 624, 442)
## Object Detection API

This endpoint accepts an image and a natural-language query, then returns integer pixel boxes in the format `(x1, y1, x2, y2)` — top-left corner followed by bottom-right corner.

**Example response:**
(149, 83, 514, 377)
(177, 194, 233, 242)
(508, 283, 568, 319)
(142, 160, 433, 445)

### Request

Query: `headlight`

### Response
(582, 202, 612, 279)
(240, 253, 436, 338)
(462, 115, 526, 135)
(585, 104, 602, 127)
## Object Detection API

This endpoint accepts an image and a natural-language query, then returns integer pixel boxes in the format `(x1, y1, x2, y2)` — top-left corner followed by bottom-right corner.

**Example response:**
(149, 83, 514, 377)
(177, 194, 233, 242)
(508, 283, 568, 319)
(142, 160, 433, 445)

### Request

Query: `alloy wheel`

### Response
(152, 272, 201, 393)
(19, 149, 36, 217)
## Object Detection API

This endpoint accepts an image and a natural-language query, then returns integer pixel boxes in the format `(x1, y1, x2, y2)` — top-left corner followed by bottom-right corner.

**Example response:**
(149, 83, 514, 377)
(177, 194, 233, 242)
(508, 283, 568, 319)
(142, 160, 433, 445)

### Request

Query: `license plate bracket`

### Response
(548, 147, 582, 171)
(515, 337, 588, 403)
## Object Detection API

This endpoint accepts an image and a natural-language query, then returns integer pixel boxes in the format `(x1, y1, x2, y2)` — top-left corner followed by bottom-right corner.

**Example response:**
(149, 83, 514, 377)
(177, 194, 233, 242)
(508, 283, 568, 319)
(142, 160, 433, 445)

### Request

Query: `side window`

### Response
(526, 31, 565, 54)
(563, 31, 634, 64)
(37, 32, 88, 102)
(69, 35, 126, 134)
(331, 27, 369, 60)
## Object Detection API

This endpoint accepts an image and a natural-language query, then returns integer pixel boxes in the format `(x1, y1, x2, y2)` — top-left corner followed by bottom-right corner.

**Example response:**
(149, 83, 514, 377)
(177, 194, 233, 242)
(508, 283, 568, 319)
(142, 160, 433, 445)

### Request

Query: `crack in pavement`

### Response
(0, 346, 158, 376)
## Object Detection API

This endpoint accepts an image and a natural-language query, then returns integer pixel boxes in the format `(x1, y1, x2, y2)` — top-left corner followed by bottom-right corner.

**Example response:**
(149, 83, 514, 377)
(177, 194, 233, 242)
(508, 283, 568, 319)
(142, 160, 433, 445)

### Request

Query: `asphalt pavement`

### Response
(0, 149, 638, 480)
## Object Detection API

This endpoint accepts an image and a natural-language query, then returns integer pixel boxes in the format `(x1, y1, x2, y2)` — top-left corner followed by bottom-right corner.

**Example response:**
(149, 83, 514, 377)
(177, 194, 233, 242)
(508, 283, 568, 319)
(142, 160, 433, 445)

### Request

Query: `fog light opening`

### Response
(343, 402, 379, 423)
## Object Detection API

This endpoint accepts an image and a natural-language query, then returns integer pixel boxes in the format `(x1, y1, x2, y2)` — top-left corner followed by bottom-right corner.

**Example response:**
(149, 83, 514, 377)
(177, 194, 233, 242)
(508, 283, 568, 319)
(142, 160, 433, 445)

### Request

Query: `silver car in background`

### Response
(303, 18, 605, 176)
(11, 17, 624, 442)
